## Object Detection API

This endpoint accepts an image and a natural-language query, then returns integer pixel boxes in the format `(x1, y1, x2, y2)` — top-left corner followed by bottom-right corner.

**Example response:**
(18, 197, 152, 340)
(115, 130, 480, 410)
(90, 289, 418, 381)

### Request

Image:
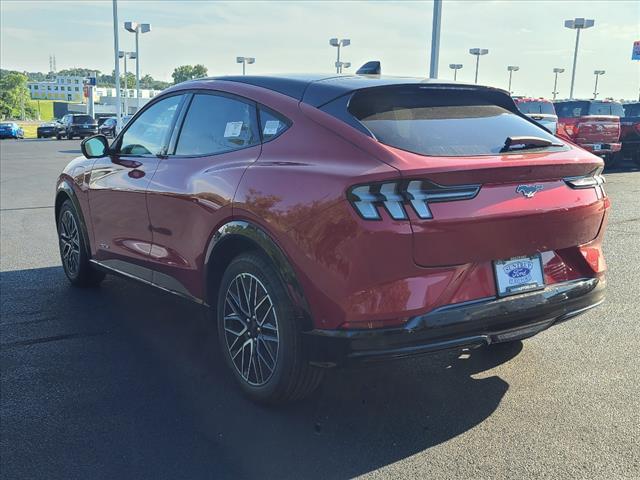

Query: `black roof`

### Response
(206, 74, 499, 107)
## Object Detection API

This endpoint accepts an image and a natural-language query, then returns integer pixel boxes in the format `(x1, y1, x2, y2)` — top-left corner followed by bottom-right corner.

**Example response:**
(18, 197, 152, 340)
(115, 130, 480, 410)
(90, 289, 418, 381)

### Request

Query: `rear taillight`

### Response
(564, 124, 579, 138)
(348, 180, 481, 221)
(564, 167, 606, 198)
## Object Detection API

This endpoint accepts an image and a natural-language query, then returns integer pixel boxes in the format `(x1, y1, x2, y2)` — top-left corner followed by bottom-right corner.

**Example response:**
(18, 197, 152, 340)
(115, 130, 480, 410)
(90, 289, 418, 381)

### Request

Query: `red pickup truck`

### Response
(620, 102, 640, 165)
(554, 99, 622, 167)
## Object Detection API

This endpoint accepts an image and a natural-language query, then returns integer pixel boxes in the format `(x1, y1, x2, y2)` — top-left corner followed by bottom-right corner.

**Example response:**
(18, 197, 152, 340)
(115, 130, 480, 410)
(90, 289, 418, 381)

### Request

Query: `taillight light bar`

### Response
(564, 167, 606, 198)
(348, 180, 481, 221)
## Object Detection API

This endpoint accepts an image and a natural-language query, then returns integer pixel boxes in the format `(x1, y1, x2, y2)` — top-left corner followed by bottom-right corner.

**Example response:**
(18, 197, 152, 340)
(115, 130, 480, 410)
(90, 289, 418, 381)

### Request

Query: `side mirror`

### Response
(81, 135, 110, 159)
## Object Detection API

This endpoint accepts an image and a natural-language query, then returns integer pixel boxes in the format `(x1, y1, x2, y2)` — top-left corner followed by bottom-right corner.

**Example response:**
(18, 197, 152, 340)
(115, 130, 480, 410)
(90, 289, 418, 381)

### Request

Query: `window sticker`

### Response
(263, 120, 280, 136)
(224, 121, 243, 138)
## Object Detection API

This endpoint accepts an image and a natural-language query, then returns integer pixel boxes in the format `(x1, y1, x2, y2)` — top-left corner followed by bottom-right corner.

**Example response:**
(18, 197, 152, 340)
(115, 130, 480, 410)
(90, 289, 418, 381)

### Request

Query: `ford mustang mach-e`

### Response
(55, 75, 609, 403)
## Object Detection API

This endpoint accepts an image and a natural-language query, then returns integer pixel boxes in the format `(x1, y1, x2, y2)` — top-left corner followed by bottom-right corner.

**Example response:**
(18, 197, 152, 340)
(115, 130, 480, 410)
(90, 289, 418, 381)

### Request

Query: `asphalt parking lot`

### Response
(1, 138, 639, 479)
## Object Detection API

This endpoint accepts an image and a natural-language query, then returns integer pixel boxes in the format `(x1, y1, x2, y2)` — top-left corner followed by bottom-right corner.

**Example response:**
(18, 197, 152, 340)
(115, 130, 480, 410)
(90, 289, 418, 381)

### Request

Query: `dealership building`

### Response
(28, 74, 162, 116)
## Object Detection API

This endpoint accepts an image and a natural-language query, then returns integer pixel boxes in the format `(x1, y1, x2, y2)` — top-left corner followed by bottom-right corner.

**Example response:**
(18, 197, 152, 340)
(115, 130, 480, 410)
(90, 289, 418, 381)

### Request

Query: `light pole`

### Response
(112, 0, 121, 125)
(118, 51, 136, 114)
(469, 48, 488, 84)
(564, 17, 595, 99)
(429, 0, 442, 78)
(593, 70, 605, 99)
(330, 38, 350, 73)
(449, 64, 463, 81)
(336, 61, 351, 72)
(507, 65, 519, 94)
(552, 68, 565, 100)
(124, 21, 151, 112)
(236, 57, 255, 75)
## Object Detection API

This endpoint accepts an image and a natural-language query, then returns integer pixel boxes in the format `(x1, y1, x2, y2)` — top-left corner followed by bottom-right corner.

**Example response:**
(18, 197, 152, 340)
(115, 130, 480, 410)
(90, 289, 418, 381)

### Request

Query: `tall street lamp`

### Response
(118, 51, 136, 114)
(112, 0, 121, 125)
(552, 67, 565, 100)
(429, 0, 442, 78)
(507, 65, 519, 94)
(564, 17, 595, 99)
(469, 48, 488, 84)
(449, 64, 463, 81)
(336, 61, 351, 72)
(236, 57, 255, 75)
(124, 21, 151, 112)
(330, 38, 350, 73)
(593, 70, 605, 99)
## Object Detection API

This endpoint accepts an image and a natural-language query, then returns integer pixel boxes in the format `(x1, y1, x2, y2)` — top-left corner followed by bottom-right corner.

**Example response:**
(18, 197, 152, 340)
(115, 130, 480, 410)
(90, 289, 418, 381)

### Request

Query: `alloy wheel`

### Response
(59, 210, 80, 276)
(223, 273, 279, 386)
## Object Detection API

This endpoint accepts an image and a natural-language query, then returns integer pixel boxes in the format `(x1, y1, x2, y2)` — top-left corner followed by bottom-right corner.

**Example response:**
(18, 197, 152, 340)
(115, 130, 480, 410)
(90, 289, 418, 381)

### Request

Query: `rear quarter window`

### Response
(349, 88, 562, 156)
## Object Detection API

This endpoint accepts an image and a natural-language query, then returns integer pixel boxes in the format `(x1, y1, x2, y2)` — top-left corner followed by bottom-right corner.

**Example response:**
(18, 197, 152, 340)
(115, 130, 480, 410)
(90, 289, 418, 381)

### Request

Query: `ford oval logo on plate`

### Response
(504, 261, 533, 279)
(494, 255, 545, 297)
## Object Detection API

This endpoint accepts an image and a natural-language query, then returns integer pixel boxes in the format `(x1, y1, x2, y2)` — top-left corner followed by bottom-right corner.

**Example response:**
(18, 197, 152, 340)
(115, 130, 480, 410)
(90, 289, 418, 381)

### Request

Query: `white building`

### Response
(28, 75, 162, 109)
(28, 75, 85, 102)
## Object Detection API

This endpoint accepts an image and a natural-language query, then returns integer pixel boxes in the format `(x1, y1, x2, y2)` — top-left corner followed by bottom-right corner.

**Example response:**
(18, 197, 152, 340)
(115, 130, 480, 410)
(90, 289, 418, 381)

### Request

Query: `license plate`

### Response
(494, 254, 545, 297)
(593, 144, 602, 151)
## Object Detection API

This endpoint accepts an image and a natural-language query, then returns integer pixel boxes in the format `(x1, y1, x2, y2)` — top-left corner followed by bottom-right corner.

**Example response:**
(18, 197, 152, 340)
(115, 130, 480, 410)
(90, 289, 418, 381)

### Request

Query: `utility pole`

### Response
(552, 68, 565, 100)
(112, 0, 122, 125)
(429, 0, 442, 78)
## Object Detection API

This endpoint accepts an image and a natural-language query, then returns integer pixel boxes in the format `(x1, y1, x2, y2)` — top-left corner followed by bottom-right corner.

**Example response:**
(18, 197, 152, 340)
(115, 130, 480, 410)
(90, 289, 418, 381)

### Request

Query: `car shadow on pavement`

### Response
(1, 266, 520, 480)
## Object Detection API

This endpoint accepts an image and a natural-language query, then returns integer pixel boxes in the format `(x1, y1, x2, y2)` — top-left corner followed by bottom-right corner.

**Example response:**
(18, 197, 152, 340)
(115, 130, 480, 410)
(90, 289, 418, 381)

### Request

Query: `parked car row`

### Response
(514, 97, 640, 167)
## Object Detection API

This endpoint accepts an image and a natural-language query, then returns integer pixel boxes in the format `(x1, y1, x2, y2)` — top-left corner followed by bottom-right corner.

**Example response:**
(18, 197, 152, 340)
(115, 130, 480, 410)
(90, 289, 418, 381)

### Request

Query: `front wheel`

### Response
(57, 200, 105, 287)
(217, 252, 324, 404)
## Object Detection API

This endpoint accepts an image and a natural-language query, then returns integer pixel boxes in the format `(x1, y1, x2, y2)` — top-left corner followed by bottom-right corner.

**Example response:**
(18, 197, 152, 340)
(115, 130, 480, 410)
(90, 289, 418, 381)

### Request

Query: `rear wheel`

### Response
(57, 200, 105, 287)
(217, 252, 324, 404)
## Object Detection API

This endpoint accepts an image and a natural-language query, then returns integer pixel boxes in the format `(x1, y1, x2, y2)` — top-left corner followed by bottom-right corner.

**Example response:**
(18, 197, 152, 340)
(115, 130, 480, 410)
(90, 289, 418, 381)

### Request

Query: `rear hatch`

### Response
(348, 86, 606, 267)
(555, 100, 621, 145)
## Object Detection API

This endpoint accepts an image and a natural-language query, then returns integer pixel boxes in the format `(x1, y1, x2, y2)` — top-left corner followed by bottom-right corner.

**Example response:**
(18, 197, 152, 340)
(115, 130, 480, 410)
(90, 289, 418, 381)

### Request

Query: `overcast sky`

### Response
(1, 0, 638, 99)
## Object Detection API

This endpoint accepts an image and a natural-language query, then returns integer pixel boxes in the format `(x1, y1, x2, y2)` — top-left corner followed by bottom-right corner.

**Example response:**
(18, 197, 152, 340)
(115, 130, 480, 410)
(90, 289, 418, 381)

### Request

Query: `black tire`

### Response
(633, 149, 640, 167)
(56, 133, 62, 140)
(57, 199, 105, 287)
(603, 153, 619, 170)
(217, 252, 324, 404)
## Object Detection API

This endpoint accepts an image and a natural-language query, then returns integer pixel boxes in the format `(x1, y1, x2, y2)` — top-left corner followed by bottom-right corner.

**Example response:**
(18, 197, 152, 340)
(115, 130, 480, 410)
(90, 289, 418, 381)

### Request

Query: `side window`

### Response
(258, 108, 289, 142)
(175, 94, 258, 156)
(119, 95, 183, 156)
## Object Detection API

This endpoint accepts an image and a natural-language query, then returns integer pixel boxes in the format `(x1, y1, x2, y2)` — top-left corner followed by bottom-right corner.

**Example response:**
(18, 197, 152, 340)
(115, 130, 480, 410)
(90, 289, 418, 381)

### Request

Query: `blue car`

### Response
(0, 122, 24, 139)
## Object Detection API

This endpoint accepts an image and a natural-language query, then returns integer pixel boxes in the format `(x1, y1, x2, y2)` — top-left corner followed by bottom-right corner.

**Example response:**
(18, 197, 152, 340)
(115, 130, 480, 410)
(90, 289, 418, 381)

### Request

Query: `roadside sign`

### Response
(633, 40, 640, 60)
(84, 77, 97, 86)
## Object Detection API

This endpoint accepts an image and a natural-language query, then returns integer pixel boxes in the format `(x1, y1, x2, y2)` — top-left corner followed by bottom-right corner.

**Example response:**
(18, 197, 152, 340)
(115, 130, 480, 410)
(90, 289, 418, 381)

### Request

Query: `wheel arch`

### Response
(205, 220, 314, 331)
(55, 180, 92, 254)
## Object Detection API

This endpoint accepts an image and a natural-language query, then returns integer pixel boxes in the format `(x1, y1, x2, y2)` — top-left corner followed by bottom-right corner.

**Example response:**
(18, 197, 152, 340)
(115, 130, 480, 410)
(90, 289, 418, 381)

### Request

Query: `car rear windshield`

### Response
(555, 101, 625, 117)
(554, 101, 590, 118)
(516, 101, 555, 115)
(0, 123, 13, 127)
(72, 115, 95, 124)
(348, 88, 561, 156)
(623, 103, 640, 117)
(589, 102, 625, 116)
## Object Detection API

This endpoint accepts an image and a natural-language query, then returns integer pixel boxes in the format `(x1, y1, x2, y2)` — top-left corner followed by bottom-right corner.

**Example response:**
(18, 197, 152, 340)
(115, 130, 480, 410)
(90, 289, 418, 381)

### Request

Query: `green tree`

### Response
(171, 64, 208, 84)
(0, 71, 37, 120)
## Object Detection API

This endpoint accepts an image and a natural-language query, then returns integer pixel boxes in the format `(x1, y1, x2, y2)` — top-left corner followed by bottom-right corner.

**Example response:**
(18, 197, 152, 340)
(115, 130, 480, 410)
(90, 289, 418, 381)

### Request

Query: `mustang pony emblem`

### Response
(516, 184, 544, 198)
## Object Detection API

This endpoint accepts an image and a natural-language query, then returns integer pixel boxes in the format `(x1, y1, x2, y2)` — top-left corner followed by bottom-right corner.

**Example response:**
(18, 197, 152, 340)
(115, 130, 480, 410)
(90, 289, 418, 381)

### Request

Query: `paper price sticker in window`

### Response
(263, 120, 280, 136)
(224, 121, 243, 138)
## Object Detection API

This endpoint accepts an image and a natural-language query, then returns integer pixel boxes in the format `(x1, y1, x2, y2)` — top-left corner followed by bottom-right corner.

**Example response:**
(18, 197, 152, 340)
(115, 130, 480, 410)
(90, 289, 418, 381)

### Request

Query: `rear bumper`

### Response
(305, 277, 605, 366)
(582, 143, 622, 154)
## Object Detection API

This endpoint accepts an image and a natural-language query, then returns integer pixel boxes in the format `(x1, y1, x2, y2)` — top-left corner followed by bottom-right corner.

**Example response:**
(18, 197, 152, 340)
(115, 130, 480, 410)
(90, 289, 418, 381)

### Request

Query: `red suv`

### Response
(554, 99, 623, 167)
(56, 76, 609, 404)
